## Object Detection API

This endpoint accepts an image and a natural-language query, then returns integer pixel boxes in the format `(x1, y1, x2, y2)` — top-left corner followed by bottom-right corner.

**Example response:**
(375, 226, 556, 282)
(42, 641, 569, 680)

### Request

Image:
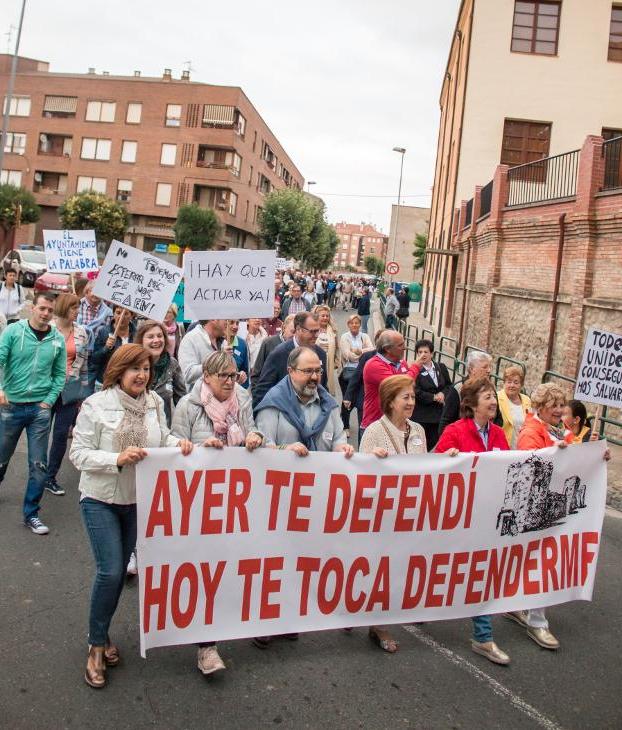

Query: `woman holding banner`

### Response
(70, 344, 193, 689)
(171, 349, 264, 676)
(435, 377, 511, 666)
(360, 374, 427, 653)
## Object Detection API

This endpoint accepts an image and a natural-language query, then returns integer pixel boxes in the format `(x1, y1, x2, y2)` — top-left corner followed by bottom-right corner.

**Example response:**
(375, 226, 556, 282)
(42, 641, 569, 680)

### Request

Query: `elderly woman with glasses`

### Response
(171, 350, 264, 676)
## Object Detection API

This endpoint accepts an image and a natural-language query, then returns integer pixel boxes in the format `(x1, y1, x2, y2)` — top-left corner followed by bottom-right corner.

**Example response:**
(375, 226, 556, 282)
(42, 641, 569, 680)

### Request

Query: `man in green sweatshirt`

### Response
(0, 292, 66, 534)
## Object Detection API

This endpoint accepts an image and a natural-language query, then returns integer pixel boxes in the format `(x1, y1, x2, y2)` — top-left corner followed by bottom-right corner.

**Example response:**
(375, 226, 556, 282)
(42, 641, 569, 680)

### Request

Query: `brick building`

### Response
(0, 55, 304, 254)
(387, 204, 430, 282)
(333, 222, 388, 272)
(424, 0, 622, 333)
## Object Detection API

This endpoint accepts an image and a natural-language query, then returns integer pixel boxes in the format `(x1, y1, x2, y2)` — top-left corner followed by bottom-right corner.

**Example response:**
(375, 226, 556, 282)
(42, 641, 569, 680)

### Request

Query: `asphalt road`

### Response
(1, 307, 621, 729)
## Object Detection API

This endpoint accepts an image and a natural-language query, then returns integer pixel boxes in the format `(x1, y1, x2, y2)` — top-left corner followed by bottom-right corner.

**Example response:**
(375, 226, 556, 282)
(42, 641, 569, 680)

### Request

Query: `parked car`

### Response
(34, 271, 72, 295)
(2, 248, 47, 286)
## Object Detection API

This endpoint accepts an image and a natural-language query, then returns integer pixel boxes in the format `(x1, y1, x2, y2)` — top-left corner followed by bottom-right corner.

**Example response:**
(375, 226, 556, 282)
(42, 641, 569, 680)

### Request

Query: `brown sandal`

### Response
(104, 642, 120, 667)
(85, 646, 106, 688)
(369, 627, 398, 653)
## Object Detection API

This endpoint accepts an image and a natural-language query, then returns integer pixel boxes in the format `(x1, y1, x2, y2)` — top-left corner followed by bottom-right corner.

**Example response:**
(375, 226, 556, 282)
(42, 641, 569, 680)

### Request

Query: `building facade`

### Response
(424, 0, 622, 332)
(0, 56, 304, 254)
(387, 204, 430, 282)
(332, 222, 388, 272)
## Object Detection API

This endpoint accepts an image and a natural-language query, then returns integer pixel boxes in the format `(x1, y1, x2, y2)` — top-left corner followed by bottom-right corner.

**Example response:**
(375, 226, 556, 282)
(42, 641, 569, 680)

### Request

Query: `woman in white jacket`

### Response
(70, 344, 193, 689)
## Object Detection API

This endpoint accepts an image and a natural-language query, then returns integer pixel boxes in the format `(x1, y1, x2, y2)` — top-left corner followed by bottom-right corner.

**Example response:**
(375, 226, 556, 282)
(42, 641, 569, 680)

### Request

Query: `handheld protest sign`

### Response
(93, 240, 183, 322)
(574, 327, 622, 409)
(184, 249, 277, 320)
(43, 230, 98, 274)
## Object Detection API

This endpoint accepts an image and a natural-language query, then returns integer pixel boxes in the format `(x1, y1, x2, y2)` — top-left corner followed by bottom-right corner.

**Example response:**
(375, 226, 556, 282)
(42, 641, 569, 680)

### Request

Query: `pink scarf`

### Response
(166, 322, 177, 357)
(200, 381, 244, 446)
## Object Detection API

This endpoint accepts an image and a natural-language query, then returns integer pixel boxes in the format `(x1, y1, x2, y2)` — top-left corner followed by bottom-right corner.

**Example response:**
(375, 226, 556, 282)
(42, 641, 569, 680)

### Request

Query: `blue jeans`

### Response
(361, 314, 370, 333)
(0, 402, 52, 519)
(47, 398, 80, 482)
(386, 314, 397, 330)
(80, 498, 137, 646)
(472, 615, 493, 643)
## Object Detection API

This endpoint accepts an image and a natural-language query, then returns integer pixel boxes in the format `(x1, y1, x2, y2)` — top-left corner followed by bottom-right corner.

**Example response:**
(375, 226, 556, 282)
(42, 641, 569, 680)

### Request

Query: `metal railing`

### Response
(479, 179, 493, 217)
(507, 149, 580, 207)
(602, 135, 622, 191)
(464, 198, 473, 227)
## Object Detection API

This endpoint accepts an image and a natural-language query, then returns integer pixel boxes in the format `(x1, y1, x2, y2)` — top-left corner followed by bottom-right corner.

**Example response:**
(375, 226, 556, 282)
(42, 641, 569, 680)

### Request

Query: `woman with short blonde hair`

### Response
(313, 304, 340, 396)
(497, 365, 531, 448)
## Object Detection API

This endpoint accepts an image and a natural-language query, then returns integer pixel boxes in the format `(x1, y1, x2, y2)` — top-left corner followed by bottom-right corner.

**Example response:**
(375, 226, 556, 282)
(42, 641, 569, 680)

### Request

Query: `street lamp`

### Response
(389, 147, 406, 283)
(307, 181, 317, 193)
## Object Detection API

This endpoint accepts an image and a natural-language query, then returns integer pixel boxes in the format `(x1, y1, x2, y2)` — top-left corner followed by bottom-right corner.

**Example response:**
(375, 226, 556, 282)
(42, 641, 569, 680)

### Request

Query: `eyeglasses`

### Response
(293, 367, 323, 376)
(216, 372, 239, 382)
(299, 326, 320, 336)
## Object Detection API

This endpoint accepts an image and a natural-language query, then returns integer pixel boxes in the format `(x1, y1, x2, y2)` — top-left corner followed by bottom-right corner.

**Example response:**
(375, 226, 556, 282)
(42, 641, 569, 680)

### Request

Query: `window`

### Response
(609, 5, 622, 62)
(126, 102, 142, 124)
(603, 127, 622, 140)
(3, 95, 31, 116)
(77, 176, 107, 194)
(0, 170, 22, 185)
(121, 140, 137, 163)
(117, 179, 133, 202)
(511, 2, 560, 55)
(228, 192, 238, 216)
(3, 132, 26, 155)
(235, 110, 246, 137)
(85, 101, 116, 122)
(42, 95, 77, 118)
(38, 133, 72, 156)
(81, 137, 112, 161)
(165, 104, 182, 127)
(155, 182, 172, 206)
(160, 143, 177, 166)
(501, 119, 551, 167)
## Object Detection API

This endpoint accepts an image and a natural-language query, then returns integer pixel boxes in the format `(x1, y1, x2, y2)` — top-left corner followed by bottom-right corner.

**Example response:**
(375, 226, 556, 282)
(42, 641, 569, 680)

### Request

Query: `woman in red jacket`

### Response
(435, 378, 511, 665)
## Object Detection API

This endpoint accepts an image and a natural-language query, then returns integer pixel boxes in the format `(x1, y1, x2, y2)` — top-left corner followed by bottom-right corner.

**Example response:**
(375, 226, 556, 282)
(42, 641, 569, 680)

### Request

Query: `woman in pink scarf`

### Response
(171, 350, 264, 676)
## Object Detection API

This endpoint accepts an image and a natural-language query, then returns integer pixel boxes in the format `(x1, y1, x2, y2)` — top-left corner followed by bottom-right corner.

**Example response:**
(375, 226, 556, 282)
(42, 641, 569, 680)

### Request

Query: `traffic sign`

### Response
(386, 261, 400, 275)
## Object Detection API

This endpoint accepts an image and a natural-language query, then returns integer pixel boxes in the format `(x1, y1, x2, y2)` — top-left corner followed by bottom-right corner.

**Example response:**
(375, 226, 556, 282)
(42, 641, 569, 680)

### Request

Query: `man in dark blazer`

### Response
(252, 312, 327, 410)
(411, 339, 452, 451)
(251, 315, 295, 381)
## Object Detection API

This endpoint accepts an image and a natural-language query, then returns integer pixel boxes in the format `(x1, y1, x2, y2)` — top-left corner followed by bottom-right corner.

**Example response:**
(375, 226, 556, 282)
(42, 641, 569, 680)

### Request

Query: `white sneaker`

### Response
(126, 551, 138, 576)
(197, 645, 226, 675)
(24, 516, 49, 535)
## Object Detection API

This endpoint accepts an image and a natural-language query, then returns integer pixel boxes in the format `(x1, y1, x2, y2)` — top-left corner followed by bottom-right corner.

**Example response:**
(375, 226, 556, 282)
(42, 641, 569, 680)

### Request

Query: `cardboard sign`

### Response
(184, 249, 276, 320)
(93, 240, 182, 321)
(574, 327, 622, 408)
(42, 230, 98, 273)
(136, 441, 606, 655)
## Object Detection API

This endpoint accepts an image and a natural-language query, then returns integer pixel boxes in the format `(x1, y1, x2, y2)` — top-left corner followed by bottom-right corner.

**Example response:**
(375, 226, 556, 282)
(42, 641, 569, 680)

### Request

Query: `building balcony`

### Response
(37, 133, 72, 157)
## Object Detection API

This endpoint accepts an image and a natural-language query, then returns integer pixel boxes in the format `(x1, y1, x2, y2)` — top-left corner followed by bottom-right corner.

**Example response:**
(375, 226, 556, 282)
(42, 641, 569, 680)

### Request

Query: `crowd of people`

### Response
(0, 264, 610, 688)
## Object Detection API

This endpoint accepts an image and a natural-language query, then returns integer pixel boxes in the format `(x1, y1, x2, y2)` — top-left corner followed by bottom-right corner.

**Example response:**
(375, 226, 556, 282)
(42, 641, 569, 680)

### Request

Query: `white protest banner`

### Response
(183, 249, 276, 320)
(42, 229, 98, 273)
(276, 257, 294, 270)
(574, 327, 622, 408)
(136, 441, 607, 655)
(93, 240, 182, 321)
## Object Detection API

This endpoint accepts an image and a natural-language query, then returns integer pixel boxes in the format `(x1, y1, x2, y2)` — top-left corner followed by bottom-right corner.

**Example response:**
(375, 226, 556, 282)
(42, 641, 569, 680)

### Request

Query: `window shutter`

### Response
(43, 96, 78, 113)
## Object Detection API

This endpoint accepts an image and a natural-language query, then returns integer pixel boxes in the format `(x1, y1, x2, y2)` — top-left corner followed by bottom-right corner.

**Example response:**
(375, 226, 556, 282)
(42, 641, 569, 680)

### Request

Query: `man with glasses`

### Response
(280, 283, 311, 319)
(252, 312, 328, 409)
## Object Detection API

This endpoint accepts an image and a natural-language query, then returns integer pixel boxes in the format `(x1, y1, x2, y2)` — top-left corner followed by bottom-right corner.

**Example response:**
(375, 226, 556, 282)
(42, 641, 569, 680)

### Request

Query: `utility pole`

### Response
(0, 0, 28, 177)
(389, 147, 406, 284)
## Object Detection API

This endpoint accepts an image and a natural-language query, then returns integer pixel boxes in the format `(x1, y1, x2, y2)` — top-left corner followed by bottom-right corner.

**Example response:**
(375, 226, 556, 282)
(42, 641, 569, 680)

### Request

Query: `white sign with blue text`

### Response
(93, 240, 182, 321)
(43, 229, 99, 273)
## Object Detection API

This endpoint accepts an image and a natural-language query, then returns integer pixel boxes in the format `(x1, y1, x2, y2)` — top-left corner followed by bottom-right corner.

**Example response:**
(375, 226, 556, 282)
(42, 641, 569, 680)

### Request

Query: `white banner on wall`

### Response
(574, 327, 622, 408)
(183, 249, 276, 320)
(43, 229, 98, 273)
(136, 441, 607, 655)
(93, 240, 182, 321)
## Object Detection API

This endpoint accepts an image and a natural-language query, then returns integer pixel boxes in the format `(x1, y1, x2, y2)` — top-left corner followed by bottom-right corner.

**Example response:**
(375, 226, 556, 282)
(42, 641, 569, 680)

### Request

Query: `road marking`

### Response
(402, 625, 566, 730)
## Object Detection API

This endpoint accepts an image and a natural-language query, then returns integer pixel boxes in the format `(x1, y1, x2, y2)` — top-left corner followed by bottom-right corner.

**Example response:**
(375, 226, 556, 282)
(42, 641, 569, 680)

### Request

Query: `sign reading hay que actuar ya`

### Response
(574, 327, 622, 408)
(93, 240, 182, 322)
(183, 249, 276, 320)
(43, 229, 98, 273)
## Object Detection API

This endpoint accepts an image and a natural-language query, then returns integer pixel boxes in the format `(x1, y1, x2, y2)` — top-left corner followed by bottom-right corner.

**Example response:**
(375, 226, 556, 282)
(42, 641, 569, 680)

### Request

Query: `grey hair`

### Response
(466, 350, 492, 372)
(376, 330, 399, 355)
(202, 350, 237, 376)
(287, 346, 316, 369)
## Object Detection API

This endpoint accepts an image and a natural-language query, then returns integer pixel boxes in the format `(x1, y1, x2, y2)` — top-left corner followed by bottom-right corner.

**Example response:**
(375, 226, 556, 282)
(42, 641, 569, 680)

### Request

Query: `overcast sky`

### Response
(4, 0, 460, 232)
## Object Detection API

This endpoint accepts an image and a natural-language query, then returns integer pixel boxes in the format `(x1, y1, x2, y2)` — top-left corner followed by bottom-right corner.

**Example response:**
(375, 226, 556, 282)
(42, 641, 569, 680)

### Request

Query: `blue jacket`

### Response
(229, 336, 250, 389)
(252, 338, 328, 410)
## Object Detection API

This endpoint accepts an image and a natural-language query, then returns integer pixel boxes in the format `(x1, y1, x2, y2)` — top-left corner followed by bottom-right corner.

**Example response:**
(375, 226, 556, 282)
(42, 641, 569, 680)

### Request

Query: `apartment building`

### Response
(0, 55, 304, 253)
(333, 222, 388, 271)
(424, 0, 622, 331)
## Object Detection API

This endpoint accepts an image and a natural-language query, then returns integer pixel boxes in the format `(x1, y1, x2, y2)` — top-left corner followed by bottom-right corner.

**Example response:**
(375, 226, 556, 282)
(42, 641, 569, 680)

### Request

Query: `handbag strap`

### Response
(380, 419, 409, 454)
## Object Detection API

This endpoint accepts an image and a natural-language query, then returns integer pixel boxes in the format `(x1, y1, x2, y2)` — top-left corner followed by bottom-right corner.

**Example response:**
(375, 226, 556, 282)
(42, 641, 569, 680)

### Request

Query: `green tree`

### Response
(364, 255, 384, 277)
(258, 188, 316, 259)
(300, 199, 339, 271)
(58, 191, 128, 248)
(174, 203, 222, 250)
(413, 232, 427, 270)
(0, 184, 40, 241)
